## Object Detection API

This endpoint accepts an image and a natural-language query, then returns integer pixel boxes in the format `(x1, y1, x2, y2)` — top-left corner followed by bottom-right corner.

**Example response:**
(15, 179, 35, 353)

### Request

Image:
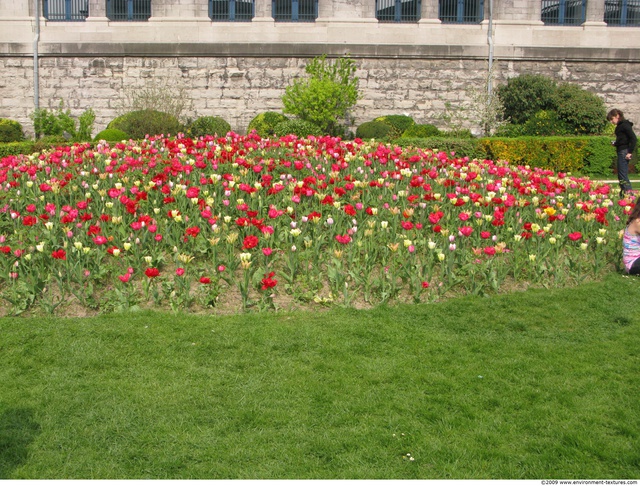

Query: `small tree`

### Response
(496, 74, 557, 125)
(281, 55, 359, 136)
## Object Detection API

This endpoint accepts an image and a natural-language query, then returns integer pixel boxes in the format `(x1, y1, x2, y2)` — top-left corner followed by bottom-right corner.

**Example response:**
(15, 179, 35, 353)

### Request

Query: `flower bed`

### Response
(0, 132, 633, 315)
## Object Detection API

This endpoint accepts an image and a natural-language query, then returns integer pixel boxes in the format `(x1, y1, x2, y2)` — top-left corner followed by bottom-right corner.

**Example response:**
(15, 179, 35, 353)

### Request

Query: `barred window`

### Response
(439, 0, 484, 24)
(605, 0, 640, 25)
(377, 0, 421, 22)
(541, 0, 586, 25)
(272, 0, 318, 21)
(43, 0, 89, 21)
(209, 0, 255, 21)
(106, 0, 151, 21)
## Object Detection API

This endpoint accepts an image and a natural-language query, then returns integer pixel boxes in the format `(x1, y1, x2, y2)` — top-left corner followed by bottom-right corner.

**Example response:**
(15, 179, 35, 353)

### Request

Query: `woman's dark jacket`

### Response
(614, 119, 637, 153)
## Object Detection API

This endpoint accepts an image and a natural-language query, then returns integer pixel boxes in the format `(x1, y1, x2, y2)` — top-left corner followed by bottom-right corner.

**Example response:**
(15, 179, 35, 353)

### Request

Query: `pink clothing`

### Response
(623, 226, 640, 272)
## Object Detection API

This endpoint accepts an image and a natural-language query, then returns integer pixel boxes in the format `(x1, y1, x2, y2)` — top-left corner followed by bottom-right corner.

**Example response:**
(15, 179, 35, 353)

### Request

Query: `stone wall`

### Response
(2, 54, 639, 136)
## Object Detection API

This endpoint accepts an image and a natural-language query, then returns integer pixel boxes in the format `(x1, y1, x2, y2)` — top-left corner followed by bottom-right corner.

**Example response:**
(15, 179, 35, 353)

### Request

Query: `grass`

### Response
(1, 272, 639, 479)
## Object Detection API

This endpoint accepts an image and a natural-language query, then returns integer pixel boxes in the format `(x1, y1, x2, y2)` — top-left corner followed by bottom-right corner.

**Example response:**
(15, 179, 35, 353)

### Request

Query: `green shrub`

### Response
(94, 128, 130, 142)
(373, 115, 415, 138)
(552, 83, 607, 135)
(0, 119, 24, 143)
(188, 116, 231, 138)
(272, 119, 324, 138)
(521, 110, 571, 136)
(493, 123, 527, 138)
(247, 112, 289, 138)
(401, 123, 440, 138)
(496, 74, 557, 125)
(355, 121, 394, 140)
(31, 101, 95, 141)
(0, 141, 36, 158)
(583, 137, 618, 177)
(440, 128, 474, 139)
(394, 137, 485, 160)
(282, 55, 359, 136)
(107, 110, 184, 139)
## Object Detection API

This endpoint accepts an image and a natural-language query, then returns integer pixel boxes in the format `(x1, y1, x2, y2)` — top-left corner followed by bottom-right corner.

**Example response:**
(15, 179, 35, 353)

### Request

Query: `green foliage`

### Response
(394, 137, 486, 159)
(521, 110, 571, 136)
(401, 123, 441, 138)
(553, 83, 607, 135)
(246, 112, 289, 138)
(30, 100, 95, 141)
(0, 141, 37, 158)
(107, 110, 184, 139)
(496, 74, 557, 125)
(355, 121, 394, 140)
(440, 128, 474, 139)
(0, 119, 24, 143)
(93, 128, 130, 142)
(493, 123, 527, 138)
(76, 108, 96, 141)
(373, 115, 415, 138)
(281, 55, 359, 136)
(583, 137, 618, 177)
(272, 118, 323, 138)
(477, 136, 619, 174)
(188, 116, 231, 138)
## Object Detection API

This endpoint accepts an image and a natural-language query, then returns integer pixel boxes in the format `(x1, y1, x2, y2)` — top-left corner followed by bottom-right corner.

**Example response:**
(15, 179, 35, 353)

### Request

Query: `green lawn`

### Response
(1, 273, 639, 479)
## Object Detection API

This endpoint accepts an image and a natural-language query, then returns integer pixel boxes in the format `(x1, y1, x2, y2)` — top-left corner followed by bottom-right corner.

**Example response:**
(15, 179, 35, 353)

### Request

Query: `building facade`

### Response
(0, 0, 639, 135)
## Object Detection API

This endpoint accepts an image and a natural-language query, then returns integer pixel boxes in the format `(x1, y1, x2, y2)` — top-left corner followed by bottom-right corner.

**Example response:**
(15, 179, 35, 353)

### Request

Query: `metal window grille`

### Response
(438, 0, 484, 24)
(605, 0, 640, 25)
(43, 0, 88, 20)
(541, 0, 586, 25)
(376, 0, 421, 22)
(209, 0, 254, 21)
(106, 0, 151, 21)
(272, 0, 318, 21)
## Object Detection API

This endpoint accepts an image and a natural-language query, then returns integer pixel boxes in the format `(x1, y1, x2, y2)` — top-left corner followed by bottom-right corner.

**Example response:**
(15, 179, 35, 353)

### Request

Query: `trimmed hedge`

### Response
(0, 119, 24, 143)
(94, 128, 130, 142)
(356, 121, 394, 140)
(188, 116, 231, 138)
(107, 110, 183, 139)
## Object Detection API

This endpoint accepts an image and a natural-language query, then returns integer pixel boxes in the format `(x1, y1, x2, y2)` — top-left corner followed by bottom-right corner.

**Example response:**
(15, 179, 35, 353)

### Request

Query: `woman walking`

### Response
(607, 108, 637, 198)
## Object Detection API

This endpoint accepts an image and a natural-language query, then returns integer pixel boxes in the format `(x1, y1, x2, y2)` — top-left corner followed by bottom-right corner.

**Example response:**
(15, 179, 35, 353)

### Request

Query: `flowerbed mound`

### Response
(0, 132, 634, 316)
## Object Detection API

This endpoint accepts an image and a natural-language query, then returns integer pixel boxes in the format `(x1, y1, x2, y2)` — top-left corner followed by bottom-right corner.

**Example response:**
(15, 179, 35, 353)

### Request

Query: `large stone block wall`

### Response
(2, 55, 639, 136)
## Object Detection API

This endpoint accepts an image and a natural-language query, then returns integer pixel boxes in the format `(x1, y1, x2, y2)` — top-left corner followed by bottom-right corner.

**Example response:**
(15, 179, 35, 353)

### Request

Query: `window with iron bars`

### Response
(209, 0, 254, 21)
(376, 0, 421, 22)
(605, 0, 640, 25)
(106, 0, 151, 21)
(43, 0, 89, 21)
(438, 0, 484, 23)
(272, 0, 317, 21)
(541, 0, 586, 25)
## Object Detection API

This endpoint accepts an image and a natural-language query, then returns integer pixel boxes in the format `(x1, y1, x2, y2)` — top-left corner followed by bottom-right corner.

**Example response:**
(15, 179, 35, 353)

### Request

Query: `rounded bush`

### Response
(497, 74, 557, 125)
(0, 118, 24, 143)
(373, 115, 415, 138)
(401, 123, 441, 138)
(272, 119, 324, 138)
(188, 116, 231, 138)
(107, 110, 183, 139)
(93, 128, 130, 142)
(552, 83, 607, 135)
(521, 110, 571, 136)
(247, 112, 289, 138)
(355, 121, 394, 140)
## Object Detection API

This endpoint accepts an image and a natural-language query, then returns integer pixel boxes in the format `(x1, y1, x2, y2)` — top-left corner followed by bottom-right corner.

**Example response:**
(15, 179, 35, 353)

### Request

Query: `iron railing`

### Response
(541, 0, 586, 25)
(272, 0, 318, 21)
(209, 0, 254, 21)
(106, 0, 151, 21)
(377, 0, 421, 22)
(605, 0, 640, 25)
(439, 0, 484, 23)
(43, 0, 88, 21)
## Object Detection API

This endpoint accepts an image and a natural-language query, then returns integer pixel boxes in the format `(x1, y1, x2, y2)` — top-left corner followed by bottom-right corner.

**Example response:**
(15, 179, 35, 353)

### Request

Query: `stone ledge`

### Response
(0, 42, 638, 62)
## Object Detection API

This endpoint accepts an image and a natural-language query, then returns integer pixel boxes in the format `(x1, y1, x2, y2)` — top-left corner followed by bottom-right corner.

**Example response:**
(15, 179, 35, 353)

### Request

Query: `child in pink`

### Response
(623, 195, 640, 275)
